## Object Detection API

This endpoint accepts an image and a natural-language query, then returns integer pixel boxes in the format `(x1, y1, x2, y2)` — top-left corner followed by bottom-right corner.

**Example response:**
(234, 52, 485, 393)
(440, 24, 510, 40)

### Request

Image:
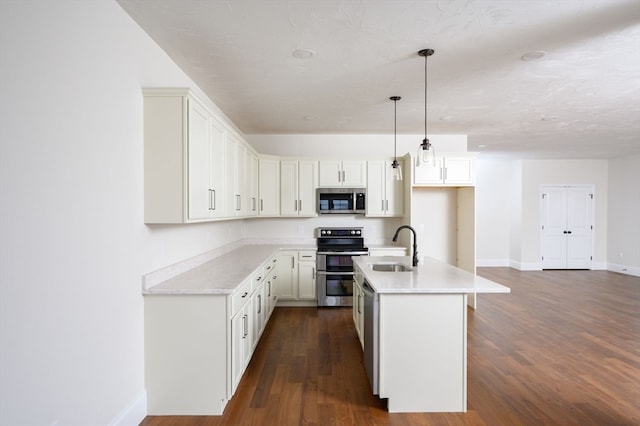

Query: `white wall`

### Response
(0, 1, 244, 424)
(607, 154, 640, 276)
(520, 160, 608, 269)
(474, 158, 515, 266)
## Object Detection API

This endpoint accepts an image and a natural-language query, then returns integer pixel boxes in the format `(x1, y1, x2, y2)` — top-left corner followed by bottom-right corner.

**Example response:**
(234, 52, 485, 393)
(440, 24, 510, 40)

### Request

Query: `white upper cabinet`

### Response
(245, 150, 259, 217)
(280, 160, 318, 216)
(258, 156, 280, 216)
(318, 160, 366, 187)
(143, 89, 227, 223)
(226, 134, 248, 217)
(413, 154, 476, 186)
(366, 160, 404, 217)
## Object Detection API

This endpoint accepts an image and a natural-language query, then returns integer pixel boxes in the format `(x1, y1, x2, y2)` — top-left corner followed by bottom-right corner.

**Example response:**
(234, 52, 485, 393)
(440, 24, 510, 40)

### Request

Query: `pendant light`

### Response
(417, 48, 436, 166)
(390, 96, 402, 181)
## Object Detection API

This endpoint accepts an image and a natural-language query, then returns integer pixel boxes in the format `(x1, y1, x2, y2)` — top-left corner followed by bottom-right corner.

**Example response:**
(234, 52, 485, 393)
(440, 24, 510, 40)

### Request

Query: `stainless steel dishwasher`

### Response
(362, 280, 379, 395)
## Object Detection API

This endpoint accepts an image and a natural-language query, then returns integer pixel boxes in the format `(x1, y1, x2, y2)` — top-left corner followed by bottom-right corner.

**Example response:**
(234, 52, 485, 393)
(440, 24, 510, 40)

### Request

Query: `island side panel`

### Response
(379, 293, 467, 413)
(145, 294, 229, 415)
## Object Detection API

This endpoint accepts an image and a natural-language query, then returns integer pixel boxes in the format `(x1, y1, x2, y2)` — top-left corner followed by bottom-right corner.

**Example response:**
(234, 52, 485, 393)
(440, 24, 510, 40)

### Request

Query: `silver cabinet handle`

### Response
(235, 194, 241, 211)
(258, 294, 262, 314)
(443, 167, 448, 181)
(338, 170, 341, 182)
(291, 257, 295, 269)
(439, 168, 443, 181)
(298, 199, 302, 211)
(312, 267, 315, 279)
(260, 199, 264, 212)
(209, 189, 216, 211)
(242, 314, 248, 338)
(252, 197, 256, 211)
(294, 199, 298, 211)
(267, 281, 271, 297)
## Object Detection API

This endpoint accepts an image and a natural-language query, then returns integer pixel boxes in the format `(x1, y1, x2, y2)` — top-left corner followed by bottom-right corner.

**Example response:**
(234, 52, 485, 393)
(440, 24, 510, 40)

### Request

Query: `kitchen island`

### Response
(352, 255, 510, 413)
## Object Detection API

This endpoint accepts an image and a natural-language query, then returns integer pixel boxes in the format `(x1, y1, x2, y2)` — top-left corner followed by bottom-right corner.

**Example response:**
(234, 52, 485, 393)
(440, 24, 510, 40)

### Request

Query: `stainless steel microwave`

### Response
(317, 188, 366, 214)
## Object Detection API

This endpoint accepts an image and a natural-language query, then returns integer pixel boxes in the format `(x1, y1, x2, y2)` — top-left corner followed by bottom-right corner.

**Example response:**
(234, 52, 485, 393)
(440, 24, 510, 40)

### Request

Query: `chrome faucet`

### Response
(392, 225, 419, 267)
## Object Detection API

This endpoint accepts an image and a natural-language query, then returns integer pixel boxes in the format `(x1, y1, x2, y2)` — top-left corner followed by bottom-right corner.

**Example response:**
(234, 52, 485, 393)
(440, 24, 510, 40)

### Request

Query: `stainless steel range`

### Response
(316, 227, 368, 307)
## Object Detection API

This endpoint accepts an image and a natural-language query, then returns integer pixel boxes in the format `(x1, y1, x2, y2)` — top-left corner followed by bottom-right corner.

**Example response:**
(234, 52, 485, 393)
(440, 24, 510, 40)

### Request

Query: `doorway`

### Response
(540, 185, 594, 269)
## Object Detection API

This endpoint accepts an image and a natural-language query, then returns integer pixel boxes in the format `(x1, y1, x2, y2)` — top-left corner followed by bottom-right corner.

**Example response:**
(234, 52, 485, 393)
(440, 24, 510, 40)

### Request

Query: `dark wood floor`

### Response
(141, 268, 640, 425)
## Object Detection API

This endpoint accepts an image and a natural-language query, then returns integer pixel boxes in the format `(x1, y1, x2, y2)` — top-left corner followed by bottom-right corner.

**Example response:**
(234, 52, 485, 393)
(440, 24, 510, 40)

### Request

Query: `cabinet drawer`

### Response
(298, 251, 316, 262)
(263, 257, 277, 278)
(232, 279, 252, 314)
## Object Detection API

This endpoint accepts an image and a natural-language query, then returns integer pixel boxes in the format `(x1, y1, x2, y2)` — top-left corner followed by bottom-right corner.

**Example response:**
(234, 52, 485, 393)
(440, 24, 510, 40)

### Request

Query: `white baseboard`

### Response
(607, 263, 640, 277)
(476, 259, 510, 267)
(109, 391, 147, 426)
(509, 260, 542, 271)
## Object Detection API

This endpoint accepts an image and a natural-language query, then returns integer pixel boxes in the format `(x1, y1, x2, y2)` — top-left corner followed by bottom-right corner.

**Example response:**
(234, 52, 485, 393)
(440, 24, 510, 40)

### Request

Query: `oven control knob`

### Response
(356, 230, 361, 235)
(350, 230, 355, 235)
(326, 230, 331, 235)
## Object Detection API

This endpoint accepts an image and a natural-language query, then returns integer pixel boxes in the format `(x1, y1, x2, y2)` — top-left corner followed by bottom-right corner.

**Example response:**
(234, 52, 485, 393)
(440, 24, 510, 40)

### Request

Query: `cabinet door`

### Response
(252, 284, 265, 347)
(209, 116, 227, 218)
(231, 304, 251, 393)
(187, 97, 213, 221)
(443, 157, 474, 185)
(366, 160, 403, 217)
(258, 157, 280, 216)
(318, 161, 342, 186)
(366, 160, 386, 216)
(414, 156, 444, 184)
(298, 160, 318, 216)
(280, 161, 299, 216)
(246, 150, 259, 216)
(342, 161, 366, 187)
(265, 277, 277, 317)
(298, 261, 316, 300)
(386, 159, 404, 216)
(275, 251, 297, 299)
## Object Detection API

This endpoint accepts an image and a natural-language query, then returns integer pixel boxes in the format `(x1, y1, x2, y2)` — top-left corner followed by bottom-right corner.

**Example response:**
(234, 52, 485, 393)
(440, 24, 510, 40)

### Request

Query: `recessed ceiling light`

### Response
(439, 115, 453, 121)
(477, 145, 487, 148)
(292, 49, 315, 60)
(521, 51, 547, 61)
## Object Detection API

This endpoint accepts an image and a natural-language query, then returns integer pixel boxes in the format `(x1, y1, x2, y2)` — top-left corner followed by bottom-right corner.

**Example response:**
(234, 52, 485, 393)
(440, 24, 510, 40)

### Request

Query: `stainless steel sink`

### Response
(370, 263, 412, 272)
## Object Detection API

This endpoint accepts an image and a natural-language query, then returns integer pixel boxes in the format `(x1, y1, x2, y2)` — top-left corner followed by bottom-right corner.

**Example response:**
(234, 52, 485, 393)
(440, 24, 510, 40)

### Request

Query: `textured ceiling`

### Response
(117, 0, 640, 159)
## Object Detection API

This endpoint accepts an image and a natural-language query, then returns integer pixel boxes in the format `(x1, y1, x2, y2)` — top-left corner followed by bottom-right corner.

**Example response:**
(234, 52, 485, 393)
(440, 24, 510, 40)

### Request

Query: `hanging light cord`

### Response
(424, 52, 427, 142)
(394, 97, 398, 160)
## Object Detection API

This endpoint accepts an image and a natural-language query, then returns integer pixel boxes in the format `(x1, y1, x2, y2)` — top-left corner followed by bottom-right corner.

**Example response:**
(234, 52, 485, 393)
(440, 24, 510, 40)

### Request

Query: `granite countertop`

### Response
(354, 256, 510, 294)
(144, 244, 316, 295)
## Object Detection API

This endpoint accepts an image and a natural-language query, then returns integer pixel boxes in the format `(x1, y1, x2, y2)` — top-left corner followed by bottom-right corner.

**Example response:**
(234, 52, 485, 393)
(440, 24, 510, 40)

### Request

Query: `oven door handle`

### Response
(316, 251, 369, 256)
(316, 271, 355, 276)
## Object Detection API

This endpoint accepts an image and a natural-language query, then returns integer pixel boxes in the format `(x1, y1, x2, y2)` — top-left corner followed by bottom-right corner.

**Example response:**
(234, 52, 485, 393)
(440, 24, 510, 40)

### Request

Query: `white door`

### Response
(541, 186, 593, 269)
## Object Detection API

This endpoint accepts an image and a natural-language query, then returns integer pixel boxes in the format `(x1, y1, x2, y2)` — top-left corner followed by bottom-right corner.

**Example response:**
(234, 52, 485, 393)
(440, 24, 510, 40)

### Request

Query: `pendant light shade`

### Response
(390, 96, 402, 181)
(417, 48, 436, 166)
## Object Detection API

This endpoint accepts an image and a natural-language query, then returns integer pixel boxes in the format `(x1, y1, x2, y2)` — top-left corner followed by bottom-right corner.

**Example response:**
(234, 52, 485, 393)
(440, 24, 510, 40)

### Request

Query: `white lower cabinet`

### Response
(231, 300, 252, 393)
(144, 254, 280, 416)
(353, 272, 364, 349)
(275, 250, 317, 303)
(251, 283, 265, 350)
(275, 251, 297, 299)
(298, 252, 317, 299)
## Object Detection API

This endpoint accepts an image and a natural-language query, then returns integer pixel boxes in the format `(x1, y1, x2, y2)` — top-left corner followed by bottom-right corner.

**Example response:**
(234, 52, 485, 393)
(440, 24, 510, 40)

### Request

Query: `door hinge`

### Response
(542, 194, 546, 199)
(541, 256, 544, 261)
(590, 256, 593, 260)
(590, 225, 593, 230)
(541, 225, 545, 230)
(589, 194, 594, 199)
